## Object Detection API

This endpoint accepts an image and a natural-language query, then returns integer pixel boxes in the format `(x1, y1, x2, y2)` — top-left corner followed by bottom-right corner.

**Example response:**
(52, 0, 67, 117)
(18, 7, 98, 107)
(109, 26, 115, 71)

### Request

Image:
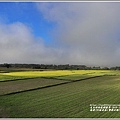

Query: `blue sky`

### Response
(0, 2, 55, 45)
(0, 2, 120, 66)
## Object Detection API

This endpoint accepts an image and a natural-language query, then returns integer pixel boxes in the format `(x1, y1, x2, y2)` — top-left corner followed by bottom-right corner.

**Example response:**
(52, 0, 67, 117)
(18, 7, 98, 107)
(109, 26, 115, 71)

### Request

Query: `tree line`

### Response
(0, 63, 120, 70)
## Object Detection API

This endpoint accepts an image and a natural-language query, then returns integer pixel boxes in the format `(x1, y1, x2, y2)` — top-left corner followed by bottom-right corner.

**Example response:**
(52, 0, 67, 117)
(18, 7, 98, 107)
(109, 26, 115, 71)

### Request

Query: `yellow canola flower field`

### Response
(3, 70, 115, 77)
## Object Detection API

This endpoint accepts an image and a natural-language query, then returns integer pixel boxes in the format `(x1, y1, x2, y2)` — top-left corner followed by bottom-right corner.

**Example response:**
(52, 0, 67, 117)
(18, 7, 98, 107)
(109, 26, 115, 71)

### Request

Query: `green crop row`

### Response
(0, 74, 120, 118)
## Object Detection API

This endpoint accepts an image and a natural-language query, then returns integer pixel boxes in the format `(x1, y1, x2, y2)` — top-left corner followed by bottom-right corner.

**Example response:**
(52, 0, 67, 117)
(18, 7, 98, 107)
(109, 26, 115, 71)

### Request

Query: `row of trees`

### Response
(0, 63, 120, 70)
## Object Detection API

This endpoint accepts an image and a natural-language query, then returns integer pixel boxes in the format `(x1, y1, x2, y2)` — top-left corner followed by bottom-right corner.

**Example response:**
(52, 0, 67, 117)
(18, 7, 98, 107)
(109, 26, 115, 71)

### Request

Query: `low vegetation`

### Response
(0, 68, 120, 118)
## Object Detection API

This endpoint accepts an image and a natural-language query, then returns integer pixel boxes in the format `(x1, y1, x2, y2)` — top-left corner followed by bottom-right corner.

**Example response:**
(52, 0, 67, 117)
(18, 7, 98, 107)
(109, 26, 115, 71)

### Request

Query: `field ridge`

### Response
(0, 75, 103, 96)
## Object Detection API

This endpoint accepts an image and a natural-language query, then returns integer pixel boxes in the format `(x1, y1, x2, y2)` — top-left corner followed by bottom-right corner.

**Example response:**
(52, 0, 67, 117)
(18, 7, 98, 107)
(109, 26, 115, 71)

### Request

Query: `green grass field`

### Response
(0, 69, 120, 118)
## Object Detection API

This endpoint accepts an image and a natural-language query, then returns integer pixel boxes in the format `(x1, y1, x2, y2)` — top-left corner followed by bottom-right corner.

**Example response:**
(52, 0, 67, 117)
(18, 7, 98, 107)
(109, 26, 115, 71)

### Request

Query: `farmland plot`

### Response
(0, 70, 120, 118)
(0, 74, 28, 82)
(0, 78, 68, 95)
(4, 70, 113, 77)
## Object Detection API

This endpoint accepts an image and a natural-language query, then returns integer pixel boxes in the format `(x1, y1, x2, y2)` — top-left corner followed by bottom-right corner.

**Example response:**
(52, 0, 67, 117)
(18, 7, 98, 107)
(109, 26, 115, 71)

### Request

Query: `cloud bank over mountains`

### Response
(0, 3, 120, 67)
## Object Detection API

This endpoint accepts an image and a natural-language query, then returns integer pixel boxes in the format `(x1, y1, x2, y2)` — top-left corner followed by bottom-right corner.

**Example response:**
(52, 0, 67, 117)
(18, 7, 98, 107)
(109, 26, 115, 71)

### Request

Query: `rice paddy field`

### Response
(0, 69, 120, 118)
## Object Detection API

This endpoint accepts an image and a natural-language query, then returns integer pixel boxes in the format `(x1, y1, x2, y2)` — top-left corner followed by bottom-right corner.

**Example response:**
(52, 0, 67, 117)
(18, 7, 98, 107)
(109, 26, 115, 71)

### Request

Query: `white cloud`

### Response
(37, 2, 120, 67)
(1, 3, 120, 67)
(0, 22, 65, 64)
